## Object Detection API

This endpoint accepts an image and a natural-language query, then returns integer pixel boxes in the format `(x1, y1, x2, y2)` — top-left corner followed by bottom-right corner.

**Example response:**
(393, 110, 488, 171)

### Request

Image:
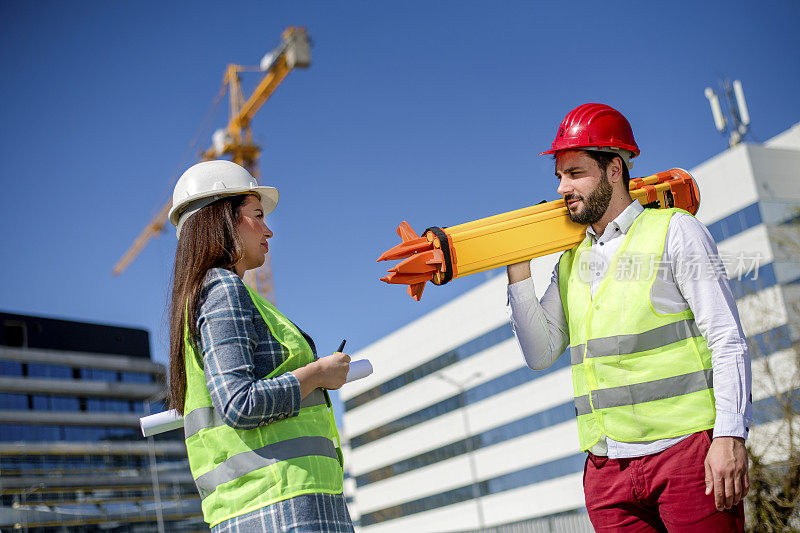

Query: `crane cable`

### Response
(150, 82, 229, 218)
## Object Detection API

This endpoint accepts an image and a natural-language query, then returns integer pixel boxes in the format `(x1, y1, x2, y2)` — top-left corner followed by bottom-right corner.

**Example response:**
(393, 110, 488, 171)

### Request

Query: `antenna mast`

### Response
(704, 78, 751, 148)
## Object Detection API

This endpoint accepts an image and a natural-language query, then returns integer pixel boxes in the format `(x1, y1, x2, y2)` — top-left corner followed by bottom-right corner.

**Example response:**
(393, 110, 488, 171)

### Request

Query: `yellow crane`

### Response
(113, 26, 312, 302)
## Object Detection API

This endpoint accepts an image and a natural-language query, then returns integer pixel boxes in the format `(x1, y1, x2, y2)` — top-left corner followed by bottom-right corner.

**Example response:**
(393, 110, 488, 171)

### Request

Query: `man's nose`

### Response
(557, 179, 571, 197)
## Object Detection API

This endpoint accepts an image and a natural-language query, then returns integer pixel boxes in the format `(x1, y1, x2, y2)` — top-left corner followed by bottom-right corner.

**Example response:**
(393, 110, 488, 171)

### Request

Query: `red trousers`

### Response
(583, 430, 744, 532)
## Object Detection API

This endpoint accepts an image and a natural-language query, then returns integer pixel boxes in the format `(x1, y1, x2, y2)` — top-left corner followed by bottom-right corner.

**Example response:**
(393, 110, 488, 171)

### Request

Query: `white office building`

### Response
(342, 122, 800, 532)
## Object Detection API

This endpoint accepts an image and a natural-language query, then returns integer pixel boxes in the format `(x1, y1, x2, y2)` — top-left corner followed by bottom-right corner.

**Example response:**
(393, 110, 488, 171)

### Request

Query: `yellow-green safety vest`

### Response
(183, 284, 344, 527)
(558, 208, 716, 452)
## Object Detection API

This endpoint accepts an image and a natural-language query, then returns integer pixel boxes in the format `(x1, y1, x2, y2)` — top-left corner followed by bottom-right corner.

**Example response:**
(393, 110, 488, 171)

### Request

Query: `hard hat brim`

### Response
(538, 144, 640, 157)
(168, 186, 279, 226)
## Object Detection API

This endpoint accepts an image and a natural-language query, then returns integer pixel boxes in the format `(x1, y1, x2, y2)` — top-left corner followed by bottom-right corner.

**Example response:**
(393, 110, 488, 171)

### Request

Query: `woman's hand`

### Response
(293, 352, 351, 398)
(314, 352, 351, 390)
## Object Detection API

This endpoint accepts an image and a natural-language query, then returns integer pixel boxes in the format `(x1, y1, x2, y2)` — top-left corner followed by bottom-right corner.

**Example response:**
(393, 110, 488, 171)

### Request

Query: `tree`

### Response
(739, 215, 800, 531)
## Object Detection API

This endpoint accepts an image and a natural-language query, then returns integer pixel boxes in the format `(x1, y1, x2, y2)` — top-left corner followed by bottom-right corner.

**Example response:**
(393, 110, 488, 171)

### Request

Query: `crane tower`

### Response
(113, 27, 311, 302)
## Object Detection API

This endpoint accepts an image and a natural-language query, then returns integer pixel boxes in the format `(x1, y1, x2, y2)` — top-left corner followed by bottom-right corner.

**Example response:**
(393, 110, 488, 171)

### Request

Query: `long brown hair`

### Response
(167, 194, 249, 414)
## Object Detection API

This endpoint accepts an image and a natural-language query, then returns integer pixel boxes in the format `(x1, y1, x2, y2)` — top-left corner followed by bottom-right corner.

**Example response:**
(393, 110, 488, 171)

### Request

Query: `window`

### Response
(120, 371, 153, 384)
(2, 321, 26, 347)
(345, 324, 515, 411)
(0, 393, 27, 409)
(27, 364, 71, 379)
(350, 357, 570, 449)
(0, 360, 22, 376)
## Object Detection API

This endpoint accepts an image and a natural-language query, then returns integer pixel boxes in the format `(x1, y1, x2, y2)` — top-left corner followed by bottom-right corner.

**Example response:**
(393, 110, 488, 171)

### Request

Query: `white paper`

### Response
(140, 358, 373, 437)
(345, 359, 373, 383)
(140, 409, 184, 437)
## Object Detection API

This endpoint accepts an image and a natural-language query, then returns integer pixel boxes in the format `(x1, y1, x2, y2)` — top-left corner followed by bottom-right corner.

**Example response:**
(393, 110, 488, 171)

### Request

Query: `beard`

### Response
(564, 170, 613, 225)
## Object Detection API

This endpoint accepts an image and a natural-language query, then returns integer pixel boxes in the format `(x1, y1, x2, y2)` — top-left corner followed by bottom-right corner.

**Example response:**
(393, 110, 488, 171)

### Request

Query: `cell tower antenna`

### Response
(704, 78, 751, 148)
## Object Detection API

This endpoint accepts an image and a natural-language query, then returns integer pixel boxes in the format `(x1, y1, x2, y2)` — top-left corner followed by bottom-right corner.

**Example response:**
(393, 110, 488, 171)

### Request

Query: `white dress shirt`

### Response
(507, 200, 752, 458)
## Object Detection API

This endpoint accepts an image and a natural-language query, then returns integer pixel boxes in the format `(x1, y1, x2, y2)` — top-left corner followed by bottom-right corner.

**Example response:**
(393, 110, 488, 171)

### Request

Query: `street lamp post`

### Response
(435, 372, 485, 530)
(144, 400, 166, 533)
(17, 484, 43, 533)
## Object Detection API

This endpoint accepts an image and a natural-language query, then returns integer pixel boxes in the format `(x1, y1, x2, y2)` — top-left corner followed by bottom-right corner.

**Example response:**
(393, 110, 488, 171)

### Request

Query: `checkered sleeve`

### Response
(197, 267, 302, 429)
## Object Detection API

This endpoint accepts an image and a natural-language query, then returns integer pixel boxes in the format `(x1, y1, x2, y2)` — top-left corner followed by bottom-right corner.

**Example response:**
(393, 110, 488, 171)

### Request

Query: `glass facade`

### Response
(752, 388, 800, 425)
(82, 368, 118, 381)
(0, 360, 22, 375)
(356, 400, 576, 487)
(0, 312, 203, 531)
(706, 202, 762, 243)
(27, 363, 72, 379)
(0, 393, 27, 409)
(0, 424, 143, 442)
(32, 394, 80, 411)
(351, 356, 571, 448)
(345, 323, 515, 411)
(747, 324, 795, 358)
(0, 358, 160, 444)
(0, 357, 159, 430)
(360, 453, 587, 526)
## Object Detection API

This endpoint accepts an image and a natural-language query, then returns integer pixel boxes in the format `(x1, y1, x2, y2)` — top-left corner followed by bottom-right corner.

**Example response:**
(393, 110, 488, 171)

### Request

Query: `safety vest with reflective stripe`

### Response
(558, 207, 716, 452)
(183, 284, 344, 527)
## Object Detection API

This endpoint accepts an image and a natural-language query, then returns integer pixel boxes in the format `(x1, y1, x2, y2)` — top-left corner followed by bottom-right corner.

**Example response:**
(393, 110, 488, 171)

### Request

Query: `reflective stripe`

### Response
(184, 389, 327, 439)
(570, 345, 585, 365)
(570, 319, 702, 365)
(184, 406, 224, 438)
(591, 369, 713, 410)
(195, 435, 338, 500)
(301, 389, 328, 409)
(574, 394, 591, 416)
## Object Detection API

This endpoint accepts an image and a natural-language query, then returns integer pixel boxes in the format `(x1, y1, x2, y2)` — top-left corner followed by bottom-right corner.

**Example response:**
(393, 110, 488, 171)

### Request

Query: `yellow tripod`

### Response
(378, 168, 700, 300)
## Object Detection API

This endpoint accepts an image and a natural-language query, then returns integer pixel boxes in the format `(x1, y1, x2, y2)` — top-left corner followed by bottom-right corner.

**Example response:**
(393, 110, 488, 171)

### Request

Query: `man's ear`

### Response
(607, 156, 624, 185)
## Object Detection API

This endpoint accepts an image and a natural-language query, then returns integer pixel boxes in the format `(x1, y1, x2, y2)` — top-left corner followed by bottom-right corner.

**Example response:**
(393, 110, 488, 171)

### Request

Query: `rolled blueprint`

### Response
(345, 359, 373, 383)
(140, 359, 373, 437)
(140, 409, 184, 437)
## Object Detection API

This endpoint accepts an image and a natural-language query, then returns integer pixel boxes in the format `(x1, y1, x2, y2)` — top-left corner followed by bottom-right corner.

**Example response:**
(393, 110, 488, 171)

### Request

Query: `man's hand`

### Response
(704, 436, 749, 511)
(507, 261, 532, 284)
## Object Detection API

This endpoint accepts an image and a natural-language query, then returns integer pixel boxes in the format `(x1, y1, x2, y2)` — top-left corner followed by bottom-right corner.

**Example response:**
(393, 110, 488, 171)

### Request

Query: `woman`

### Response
(166, 160, 354, 532)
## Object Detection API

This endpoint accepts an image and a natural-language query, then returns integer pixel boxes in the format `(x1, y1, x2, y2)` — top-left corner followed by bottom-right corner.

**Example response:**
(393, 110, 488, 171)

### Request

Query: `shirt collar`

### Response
(585, 200, 644, 240)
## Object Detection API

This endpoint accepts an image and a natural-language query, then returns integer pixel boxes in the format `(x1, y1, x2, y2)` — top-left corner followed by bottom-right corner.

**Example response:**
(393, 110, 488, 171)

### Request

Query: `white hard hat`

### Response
(169, 160, 279, 238)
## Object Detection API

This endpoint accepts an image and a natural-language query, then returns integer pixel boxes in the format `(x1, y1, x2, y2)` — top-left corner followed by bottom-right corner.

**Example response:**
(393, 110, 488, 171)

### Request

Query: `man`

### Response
(507, 103, 752, 531)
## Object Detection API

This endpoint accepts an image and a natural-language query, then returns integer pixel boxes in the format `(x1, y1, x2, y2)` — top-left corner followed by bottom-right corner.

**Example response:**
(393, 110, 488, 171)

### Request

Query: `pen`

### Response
(337, 339, 347, 353)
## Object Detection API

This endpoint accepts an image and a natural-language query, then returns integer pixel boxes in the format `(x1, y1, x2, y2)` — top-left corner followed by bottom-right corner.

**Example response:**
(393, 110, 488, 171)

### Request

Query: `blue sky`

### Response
(2, 1, 799, 417)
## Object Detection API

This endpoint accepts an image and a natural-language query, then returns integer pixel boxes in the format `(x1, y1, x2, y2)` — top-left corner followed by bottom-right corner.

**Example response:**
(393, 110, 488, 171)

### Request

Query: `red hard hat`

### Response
(539, 103, 640, 158)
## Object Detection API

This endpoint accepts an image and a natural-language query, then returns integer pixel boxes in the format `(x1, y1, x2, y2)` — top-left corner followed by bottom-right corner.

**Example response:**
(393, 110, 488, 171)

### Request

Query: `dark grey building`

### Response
(0, 312, 202, 532)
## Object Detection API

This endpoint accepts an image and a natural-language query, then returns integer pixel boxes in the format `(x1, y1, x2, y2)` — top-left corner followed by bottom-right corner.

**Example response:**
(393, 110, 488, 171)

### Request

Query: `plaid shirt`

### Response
(196, 268, 353, 532)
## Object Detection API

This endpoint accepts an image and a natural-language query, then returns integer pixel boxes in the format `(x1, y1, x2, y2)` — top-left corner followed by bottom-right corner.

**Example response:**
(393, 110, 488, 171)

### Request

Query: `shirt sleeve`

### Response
(506, 261, 570, 370)
(197, 268, 302, 429)
(667, 213, 753, 439)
